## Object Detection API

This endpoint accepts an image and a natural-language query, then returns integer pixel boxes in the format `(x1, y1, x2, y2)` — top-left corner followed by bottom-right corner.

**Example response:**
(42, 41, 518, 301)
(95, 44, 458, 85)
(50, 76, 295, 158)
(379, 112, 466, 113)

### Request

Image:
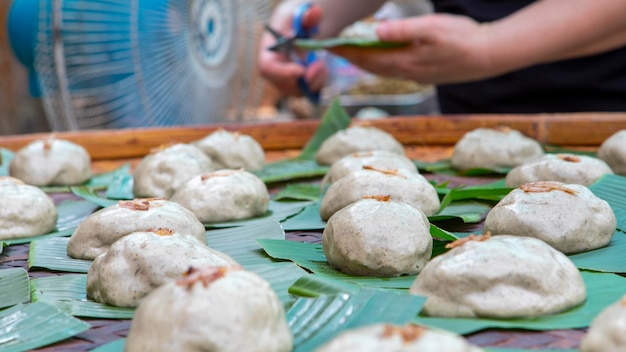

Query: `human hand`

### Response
(329, 14, 499, 84)
(258, 2, 328, 97)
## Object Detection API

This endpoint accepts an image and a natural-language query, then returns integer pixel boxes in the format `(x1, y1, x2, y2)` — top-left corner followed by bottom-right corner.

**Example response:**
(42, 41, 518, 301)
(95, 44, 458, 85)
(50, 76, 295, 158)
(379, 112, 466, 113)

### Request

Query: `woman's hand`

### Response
(258, 2, 328, 97)
(329, 14, 499, 84)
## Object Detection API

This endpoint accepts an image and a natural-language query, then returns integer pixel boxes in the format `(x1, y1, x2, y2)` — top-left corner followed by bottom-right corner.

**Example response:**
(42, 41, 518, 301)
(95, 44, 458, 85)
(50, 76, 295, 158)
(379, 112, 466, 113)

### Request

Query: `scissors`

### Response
(265, 2, 321, 105)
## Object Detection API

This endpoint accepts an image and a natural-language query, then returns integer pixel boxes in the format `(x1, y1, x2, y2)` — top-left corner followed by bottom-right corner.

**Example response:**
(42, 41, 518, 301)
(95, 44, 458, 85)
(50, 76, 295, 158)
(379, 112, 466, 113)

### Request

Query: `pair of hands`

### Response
(258, 5, 497, 98)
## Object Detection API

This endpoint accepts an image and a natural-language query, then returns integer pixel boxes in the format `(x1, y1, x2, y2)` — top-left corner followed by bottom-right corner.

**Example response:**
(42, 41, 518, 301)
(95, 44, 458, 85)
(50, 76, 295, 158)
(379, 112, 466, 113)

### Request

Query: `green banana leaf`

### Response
(273, 183, 322, 202)
(0, 302, 90, 352)
(288, 271, 626, 336)
(413, 159, 511, 176)
(295, 37, 407, 50)
(39, 164, 132, 193)
(71, 186, 117, 208)
(413, 272, 626, 335)
(0, 148, 14, 176)
(88, 287, 425, 352)
(0, 268, 30, 309)
(569, 231, 626, 273)
(29, 265, 303, 319)
(206, 220, 286, 266)
(246, 262, 307, 306)
(0, 242, 3, 254)
(90, 339, 125, 352)
(30, 275, 134, 319)
(589, 173, 626, 217)
(29, 237, 92, 273)
(259, 239, 451, 289)
(105, 174, 134, 200)
(543, 145, 596, 157)
(288, 275, 361, 298)
(1, 200, 98, 246)
(253, 100, 351, 183)
(487, 349, 576, 352)
(429, 200, 493, 224)
(280, 201, 325, 231)
(288, 288, 425, 352)
(253, 159, 329, 184)
(298, 98, 352, 161)
(207, 200, 312, 228)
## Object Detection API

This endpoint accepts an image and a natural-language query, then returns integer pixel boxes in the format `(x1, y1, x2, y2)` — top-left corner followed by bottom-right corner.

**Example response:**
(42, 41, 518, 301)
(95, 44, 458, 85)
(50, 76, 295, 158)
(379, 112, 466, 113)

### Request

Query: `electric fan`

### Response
(8, 0, 273, 130)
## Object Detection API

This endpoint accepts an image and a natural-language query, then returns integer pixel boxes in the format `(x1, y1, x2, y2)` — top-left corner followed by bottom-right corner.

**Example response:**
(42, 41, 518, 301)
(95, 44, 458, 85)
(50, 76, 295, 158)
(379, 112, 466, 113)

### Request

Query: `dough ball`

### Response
(598, 130, 626, 175)
(505, 153, 613, 187)
(170, 169, 269, 223)
(132, 143, 213, 198)
(315, 126, 405, 165)
(580, 295, 626, 352)
(9, 137, 91, 186)
(323, 197, 432, 276)
(451, 127, 544, 171)
(409, 234, 586, 319)
(125, 266, 292, 352)
(87, 229, 237, 307)
(321, 150, 418, 188)
(0, 177, 57, 240)
(484, 181, 616, 254)
(320, 167, 439, 221)
(316, 324, 484, 352)
(193, 129, 265, 171)
(67, 198, 207, 260)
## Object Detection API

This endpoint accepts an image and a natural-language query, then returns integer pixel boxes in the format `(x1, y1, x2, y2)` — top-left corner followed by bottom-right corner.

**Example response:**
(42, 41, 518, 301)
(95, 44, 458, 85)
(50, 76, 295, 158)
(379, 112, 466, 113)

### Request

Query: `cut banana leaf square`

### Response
(87, 163, 131, 189)
(207, 200, 312, 229)
(294, 37, 407, 50)
(569, 230, 626, 273)
(0, 268, 30, 309)
(280, 201, 326, 231)
(89, 287, 426, 352)
(29, 237, 92, 273)
(589, 173, 626, 222)
(413, 272, 626, 335)
(253, 159, 329, 184)
(0, 302, 90, 352)
(298, 99, 352, 161)
(413, 159, 510, 176)
(105, 174, 134, 200)
(430, 200, 493, 224)
(287, 288, 425, 352)
(259, 239, 431, 289)
(71, 186, 117, 208)
(30, 275, 134, 319)
(246, 262, 307, 306)
(273, 183, 322, 202)
(0, 148, 15, 176)
(206, 220, 287, 266)
(40, 164, 132, 193)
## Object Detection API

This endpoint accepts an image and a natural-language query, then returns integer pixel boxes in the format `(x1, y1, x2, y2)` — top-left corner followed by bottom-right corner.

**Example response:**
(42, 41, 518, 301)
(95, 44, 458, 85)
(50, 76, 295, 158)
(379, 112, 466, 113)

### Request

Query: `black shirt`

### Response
(432, 0, 626, 113)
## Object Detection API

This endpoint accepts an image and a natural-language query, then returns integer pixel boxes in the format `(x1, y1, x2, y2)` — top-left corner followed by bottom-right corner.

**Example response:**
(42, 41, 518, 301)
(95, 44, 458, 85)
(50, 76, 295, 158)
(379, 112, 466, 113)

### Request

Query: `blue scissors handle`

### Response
(292, 2, 320, 105)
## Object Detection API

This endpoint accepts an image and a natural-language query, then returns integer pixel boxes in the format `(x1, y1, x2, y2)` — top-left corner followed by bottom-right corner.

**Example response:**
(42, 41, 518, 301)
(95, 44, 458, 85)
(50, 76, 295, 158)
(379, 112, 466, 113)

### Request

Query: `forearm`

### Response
(486, 0, 626, 73)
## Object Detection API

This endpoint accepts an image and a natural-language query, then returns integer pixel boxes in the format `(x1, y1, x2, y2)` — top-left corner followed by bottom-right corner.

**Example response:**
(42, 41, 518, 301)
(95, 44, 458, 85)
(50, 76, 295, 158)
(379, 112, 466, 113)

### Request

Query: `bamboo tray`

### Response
(2, 113, 626, 351)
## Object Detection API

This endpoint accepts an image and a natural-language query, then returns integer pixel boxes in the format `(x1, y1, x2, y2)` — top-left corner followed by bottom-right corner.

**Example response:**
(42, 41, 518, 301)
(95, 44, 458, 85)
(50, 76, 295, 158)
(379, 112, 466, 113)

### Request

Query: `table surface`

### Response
(3, 112, 621, 351)
(0, 146, 590, 351)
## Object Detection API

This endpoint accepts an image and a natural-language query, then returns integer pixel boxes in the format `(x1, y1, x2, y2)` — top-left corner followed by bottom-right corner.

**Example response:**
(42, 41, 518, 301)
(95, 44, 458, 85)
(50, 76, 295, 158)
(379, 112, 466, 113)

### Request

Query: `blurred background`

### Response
(0, 0, 436, 135)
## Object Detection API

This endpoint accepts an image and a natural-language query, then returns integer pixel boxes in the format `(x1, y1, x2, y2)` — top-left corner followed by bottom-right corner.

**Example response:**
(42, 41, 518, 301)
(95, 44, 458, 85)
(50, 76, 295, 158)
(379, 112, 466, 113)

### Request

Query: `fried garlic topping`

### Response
(363, 194, 391, 202)
(445, 232, 491, 249)
(149, 228, 175, 236)
(118, 198, 165, 211)
(201, 169, 243, 181)
(176, 266, 241, 290)
(520, 181, 577, 195)
(494, 126, 512, 133)
(362, 165, 406, 178)
(557, 154, 581, 163)
(381, 324, 425, 343)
